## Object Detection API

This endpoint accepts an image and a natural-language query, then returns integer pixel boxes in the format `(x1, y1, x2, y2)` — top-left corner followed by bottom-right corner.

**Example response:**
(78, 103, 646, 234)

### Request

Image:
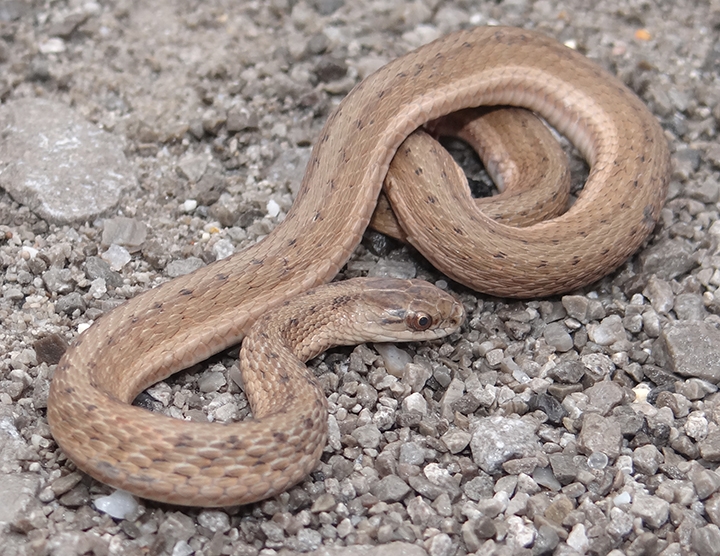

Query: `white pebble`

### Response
(39, 38, 66, 54)
(266, 199, 281, 217)
(182, 199, 198, 212)
(374, 343, 412, 377)
(402, 392, 427, 415)
(93, 490, 138, 519)
(101, 244, 131, 271)
(613, 491, 632, 505)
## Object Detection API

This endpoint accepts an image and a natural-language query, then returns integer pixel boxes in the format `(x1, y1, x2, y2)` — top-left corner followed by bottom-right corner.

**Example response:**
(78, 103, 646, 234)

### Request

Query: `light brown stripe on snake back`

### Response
(370, 107, 573, 241)
(48, 26, 669, 506)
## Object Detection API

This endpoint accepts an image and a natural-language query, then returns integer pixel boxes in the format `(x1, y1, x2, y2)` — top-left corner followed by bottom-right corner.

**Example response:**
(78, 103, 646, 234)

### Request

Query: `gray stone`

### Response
(351, 423, 381, 449)
(692, 525, 720, 556)
(577, 413, 622, 460)
(368, 259, 416, 280)
(548, 360, 585, 383)
(406, 496, 437, 526)
(588, 315, 626, 346)
(543, 322, 574, 352)
(0, 473, 41, 524)
(654, 322, 720, 382)
(84, 256, 123, 288)
(198, 371, 226, 393)
(0, 98, 136, 224)
(470, 416, 539, 473)
(50, 472, 83, 496)
(548, 454, 580, 485)
(399, 442, 425, 465)
(462, 517, 496, 551)
(166, 257, 205, 277)
(101, 217, 148, 251)
(676, 378, 718, 401)
(673, 293, 707, 321)
(706, 493, 720, 527)
(308, 543, 427, 556)
(632, 445, 662, 475)
(639, 238, 697, 281)
(688, 462, 720, 499)
(370, 475, 411, 502)
(441, 429, 471, 454)
(561, 295, 590, 322)
(585, 381, 624, 416)
(700, 431, 720, 462)
(631, 492, 669, 528)
(427, 532, 454, 556)
(534, 524, 560, 555)
(581, 353, 616, 381)
(55, 292, 87, 315)
(463, 474, 495, 501)
(197, 510, 230, 533)
(643, 277, 675, 314)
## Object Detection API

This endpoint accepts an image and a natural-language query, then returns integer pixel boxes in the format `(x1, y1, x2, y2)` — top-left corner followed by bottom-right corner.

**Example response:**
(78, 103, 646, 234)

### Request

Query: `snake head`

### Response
(356, 277, 464, 342)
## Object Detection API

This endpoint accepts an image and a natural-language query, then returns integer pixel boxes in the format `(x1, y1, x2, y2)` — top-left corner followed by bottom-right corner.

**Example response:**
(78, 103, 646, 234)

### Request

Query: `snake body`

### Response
(48, 27, 669, 506)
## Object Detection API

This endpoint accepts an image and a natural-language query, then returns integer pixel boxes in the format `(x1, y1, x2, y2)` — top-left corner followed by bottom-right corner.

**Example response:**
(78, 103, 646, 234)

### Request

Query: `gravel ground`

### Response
(1, 0, 720, 555)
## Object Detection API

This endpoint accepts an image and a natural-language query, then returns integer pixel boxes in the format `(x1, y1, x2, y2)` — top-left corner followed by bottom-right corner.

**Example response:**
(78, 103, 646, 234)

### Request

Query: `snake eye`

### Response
(407, 312, 432, 331)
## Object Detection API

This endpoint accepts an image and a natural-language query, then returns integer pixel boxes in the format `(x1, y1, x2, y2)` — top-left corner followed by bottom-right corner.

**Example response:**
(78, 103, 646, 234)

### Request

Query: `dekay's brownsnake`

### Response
(47, 27, 670, 506)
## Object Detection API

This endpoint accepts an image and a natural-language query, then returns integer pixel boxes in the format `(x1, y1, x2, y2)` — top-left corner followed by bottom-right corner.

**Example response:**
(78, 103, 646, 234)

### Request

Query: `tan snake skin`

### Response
(48, 26, 670, 506)
(370, 107, 572, 240)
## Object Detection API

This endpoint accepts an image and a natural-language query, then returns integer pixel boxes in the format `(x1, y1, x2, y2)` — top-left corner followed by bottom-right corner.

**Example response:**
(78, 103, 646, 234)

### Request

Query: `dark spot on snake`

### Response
(633, 179, 639, 188)
(85, 404, 97, 412)
(493, 252, 507, 259)
(251, 258, 264, 265)
(105, 336, 115, 346)
(413, 63, 424, 76)
(226, 435, 245, 449)
(304, 417, 314, 430)
(396, 71, 407, 79)
(313, 211, 322, 222)
(274, 432, 288, 442)
(95, 460, 122, 479)
(377, 89, 385, 99)
(64, 386, 75, 394)
(179, 289, 193, 296)
(333, 295, 350, 306)
(415, 167, 423, 176)
(453, 227, 464, 236)
(356, 119, 363, 129)
(427, 195, 436, 204)
(288, 239, 297, 246)
(216, 273, 229, 281)
(176, 433, 194, 447)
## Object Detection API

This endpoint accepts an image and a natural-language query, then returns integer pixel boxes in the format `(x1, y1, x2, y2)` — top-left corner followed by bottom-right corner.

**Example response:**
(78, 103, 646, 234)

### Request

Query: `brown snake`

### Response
(48, 27, 670, 506)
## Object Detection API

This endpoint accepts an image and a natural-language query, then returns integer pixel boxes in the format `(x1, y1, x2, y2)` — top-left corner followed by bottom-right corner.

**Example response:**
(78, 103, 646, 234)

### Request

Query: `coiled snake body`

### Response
(48, 27, 670, 506)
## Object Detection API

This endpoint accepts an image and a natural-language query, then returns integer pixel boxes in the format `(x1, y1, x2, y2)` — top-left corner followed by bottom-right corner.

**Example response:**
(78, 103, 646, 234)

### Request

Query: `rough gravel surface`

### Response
(1, 1, 720, 555)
